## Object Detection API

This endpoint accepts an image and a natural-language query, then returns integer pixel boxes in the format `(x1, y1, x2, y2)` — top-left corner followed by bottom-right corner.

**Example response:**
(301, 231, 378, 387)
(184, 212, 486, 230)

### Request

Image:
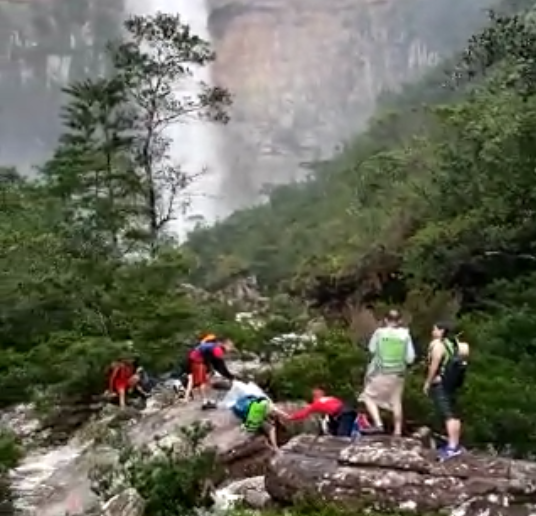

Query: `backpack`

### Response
(441, 339, 466, 392)
(232, 395, 260, 421)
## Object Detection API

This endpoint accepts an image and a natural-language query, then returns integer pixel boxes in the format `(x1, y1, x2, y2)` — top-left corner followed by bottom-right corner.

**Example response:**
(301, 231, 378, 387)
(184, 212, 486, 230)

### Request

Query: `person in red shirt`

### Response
(288, 388, 371, 437)
(107, 358, 148, 408)
(183, 335, 235, 409)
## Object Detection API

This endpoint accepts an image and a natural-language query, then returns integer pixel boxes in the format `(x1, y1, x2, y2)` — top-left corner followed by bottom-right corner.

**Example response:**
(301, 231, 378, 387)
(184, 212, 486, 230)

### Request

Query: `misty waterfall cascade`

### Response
(125, 0, 226, 241)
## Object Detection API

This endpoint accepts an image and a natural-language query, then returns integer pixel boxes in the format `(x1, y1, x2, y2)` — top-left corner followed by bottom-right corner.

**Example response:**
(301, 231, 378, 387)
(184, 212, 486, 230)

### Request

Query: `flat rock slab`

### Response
(265, 435, 536, 516)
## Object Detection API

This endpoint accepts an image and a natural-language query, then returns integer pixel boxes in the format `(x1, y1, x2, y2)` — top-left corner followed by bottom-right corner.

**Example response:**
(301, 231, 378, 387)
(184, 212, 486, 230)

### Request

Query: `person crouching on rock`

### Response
(230, 394, 288, 450)
(106, 358, 149, 409)
(424, 322, 469, 461)
(358, 309, 416, 436)
(286, 388, 368, 437)
(183, 334, 235, 410)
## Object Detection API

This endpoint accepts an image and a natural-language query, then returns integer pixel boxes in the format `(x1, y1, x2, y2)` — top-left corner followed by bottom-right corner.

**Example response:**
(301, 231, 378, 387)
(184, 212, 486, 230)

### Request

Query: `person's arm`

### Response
(424, 341, 444, 392)
(133, 378, 150, 397)
(288, 402, 316, 422)
(209, 348, 234, 380)
(270, 404, 290, 420)
(405, 333, 416, 365)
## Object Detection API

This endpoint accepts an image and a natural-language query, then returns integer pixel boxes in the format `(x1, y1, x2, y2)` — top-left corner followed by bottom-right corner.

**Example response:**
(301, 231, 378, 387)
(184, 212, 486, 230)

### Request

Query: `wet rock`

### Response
(10, 397, 299, 516)
(101, 488, 144, 516)
(265, 434, 536, 516)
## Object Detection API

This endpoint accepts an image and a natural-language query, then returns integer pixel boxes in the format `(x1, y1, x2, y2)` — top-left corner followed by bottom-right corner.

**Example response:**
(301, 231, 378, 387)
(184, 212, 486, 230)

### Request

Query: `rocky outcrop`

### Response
(8, 395, 304, 516)
(265, 434, 536, 516)
(214, 475, 272, 510)
(207, 0, 493, 211)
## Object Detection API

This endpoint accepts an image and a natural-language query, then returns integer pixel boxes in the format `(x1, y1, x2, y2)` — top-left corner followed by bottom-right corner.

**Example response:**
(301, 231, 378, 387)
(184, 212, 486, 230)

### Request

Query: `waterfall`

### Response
(125, 0, 226, 242)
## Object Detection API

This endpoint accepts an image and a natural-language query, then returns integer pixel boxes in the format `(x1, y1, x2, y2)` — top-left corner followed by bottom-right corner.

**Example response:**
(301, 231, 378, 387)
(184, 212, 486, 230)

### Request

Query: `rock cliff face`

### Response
(206, 0, 492, 211)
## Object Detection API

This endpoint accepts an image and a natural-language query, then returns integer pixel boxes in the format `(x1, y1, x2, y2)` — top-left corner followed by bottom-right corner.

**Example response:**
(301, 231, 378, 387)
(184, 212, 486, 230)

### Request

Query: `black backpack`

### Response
(441, 339, 466, 392)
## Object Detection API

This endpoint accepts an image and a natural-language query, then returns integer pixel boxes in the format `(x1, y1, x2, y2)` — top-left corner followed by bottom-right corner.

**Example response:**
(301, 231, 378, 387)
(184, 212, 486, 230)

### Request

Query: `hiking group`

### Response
(106, 309, 469, 462)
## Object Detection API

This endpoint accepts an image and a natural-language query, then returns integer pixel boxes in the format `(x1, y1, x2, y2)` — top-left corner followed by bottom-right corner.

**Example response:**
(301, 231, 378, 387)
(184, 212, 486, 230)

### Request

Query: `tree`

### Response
(44, 13, 231, 254)
(108, 13, 231, 251)
(44, 77, 137, 254)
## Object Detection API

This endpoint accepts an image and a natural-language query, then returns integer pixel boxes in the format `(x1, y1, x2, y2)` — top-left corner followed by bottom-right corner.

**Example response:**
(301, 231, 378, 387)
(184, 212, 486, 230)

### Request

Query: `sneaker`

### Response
(201, 400, 217, 410)
(438, 446, 462, 461)
(360, 425, 384, 435)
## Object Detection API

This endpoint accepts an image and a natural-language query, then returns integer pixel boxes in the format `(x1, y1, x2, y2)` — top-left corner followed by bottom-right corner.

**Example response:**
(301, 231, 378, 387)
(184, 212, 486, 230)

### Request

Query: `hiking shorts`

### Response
(327, 409, 358, 437)
(189, 360, 208, 387)
(429, 382, 457, 421)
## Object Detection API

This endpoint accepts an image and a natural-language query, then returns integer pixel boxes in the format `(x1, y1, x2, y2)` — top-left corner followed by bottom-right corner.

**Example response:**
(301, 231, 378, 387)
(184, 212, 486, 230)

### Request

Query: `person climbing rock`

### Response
(230, 394, 287, 450)
(182, 334, 235, 410)
(424, 322, 469, 461)
(358, 309, 416, 436)
(106, 358, 149, 409)
(287, 388, 369, 437)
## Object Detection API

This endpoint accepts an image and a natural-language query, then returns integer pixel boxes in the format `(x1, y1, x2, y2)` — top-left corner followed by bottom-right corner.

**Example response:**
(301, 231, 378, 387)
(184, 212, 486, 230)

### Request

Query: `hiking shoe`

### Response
(201, 400, 217, 410)
(438, 446, 462, 461)
(360, 425, 384, 435)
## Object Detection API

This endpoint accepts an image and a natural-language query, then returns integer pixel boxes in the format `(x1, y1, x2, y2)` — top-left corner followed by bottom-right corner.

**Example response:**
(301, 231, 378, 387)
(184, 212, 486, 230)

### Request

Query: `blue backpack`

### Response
(195, 341, 217, 354)
(232, 395, 260, 421)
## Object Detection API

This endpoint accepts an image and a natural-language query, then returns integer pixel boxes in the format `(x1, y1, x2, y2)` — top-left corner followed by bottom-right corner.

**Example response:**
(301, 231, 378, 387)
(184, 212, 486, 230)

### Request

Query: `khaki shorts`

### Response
(359, 373, 405, 412)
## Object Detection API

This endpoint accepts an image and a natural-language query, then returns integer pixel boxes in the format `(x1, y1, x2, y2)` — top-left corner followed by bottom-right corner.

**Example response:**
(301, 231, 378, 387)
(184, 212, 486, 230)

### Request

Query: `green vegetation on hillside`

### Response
(186, 7, 536, 455)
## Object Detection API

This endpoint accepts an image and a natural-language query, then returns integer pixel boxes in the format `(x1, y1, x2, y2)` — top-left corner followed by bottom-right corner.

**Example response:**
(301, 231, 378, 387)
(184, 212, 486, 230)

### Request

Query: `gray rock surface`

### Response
(265, 434, 536, 516)
(214, 476, 271, 510)
(8, 395, 298, 516)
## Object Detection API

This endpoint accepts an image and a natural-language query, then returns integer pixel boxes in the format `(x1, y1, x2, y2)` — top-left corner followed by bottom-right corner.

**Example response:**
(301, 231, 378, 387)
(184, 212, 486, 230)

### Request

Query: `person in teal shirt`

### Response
(358, 309, 416, 436)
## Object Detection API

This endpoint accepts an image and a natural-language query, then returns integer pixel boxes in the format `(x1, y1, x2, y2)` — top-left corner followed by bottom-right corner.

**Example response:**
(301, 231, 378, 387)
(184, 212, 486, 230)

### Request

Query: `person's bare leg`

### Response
(364, 397, 383, 428)
(392, 400, 403, 436)
(392, 382, 404, 436)
(199, 383, 209, 404)
(183, 375, 194, 403)
(446, 418, 461, 448)
(118, 388, 126, 408)
(264, 423, 278, 450)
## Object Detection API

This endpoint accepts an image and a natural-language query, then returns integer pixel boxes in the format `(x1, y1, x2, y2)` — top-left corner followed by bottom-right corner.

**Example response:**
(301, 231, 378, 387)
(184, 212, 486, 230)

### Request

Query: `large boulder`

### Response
(265, 434, 536, 516)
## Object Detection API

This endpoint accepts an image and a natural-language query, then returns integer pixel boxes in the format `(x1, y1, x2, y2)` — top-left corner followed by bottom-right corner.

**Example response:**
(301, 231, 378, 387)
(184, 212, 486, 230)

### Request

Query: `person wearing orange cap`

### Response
(183, 334, 235, 409)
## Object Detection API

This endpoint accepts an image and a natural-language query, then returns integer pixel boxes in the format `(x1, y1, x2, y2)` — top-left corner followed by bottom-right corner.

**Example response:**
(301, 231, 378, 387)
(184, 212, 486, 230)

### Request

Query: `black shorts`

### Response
(327, 409, 357, 437)
(429, 382, 457, 421)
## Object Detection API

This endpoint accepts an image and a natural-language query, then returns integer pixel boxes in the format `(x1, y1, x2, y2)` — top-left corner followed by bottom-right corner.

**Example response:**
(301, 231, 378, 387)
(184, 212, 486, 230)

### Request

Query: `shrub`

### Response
(0, 428, 22, 516)
(91, 421, 221, 516)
